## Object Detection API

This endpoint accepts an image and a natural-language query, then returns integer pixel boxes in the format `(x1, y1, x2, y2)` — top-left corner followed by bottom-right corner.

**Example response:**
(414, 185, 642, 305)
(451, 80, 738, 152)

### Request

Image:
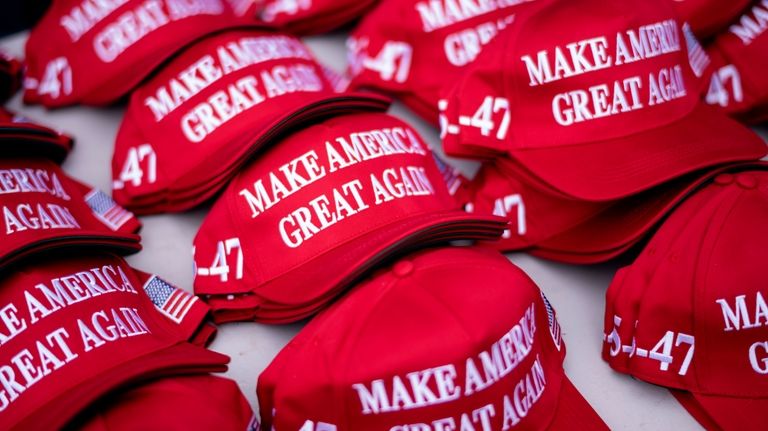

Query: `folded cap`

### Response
(112, 27, 390, 214)
(0, 158, 141, 271)
(0, 253, 229, 430)
(603, 170, 768, 430)
(258, 0, 378, 35)
(23, 0, 244, 107)
(440, 0, 766, 200)
(258, 246, 607, 430)
(0, 108, 75, 163)
(347, 0, 535, 124)
(66, 375, 255, 431)
(703, 1, 768, 123)
(670, 0, 752, 39)
(0, 50, 22, 103)
(193, 112, 507, 323)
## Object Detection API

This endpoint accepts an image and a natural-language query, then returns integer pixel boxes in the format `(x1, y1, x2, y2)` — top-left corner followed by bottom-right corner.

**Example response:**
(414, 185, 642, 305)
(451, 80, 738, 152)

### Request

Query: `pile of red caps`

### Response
(111, 27, 389, 214)
(259, 247, 608, 429)
(192, 112, 507, 323)
(9, 0, 768, 428)
(0, 253, 239, 429)
(603, 169, 768, 431)
(438, 0, 768, 263)
(347, 0, 536, 124)
(0, 111, 254, 429)
(0, 112, 142, 267)
(0, 43, 253, 425)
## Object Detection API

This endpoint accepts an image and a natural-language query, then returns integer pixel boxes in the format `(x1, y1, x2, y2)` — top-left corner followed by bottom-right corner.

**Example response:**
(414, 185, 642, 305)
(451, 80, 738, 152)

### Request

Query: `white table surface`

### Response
(2, 29, 736, 430)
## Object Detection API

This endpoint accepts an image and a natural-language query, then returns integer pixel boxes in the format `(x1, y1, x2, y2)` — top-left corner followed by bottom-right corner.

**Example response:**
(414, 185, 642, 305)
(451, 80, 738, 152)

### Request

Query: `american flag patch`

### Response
(432, 154, 463, 196)
(85, 189, 132, 231)
(540, 291, 562, 351)
(142, 276, 197, 324)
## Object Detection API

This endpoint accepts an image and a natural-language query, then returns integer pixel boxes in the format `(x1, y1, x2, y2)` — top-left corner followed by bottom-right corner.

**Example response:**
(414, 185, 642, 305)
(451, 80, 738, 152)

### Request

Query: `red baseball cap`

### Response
(603, 169, 768, 430)
(23, 0, 245, 108)
(703, 1, 768, 124)
(531, 161, 768, 264)
(0, 253, 229, 430)
(112, 27, 390, 214)
(0, 158, 142, 271)
(347, 0, 536, 124)
(671, 0, 752, 39)
(440, 0, 766, 200)
(257, 246, 607, 429)
(256, 0, 379, 35)
(0, 108, 75, 163)
(0, 50, 22, 102)
(66, 375, 255, 431)
(193, 112, 507, 323)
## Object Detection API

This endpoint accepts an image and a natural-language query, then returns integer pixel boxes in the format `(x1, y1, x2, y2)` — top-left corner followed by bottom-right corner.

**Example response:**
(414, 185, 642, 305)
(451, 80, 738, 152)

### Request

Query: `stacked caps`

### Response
(602, 169, 768, 430)
(5, 10, 256, 428)
(258, 247, 607, 429)
(12, 0, 768, 429)
(111, 27, 389, 213)
(23, 0, 247, 107)
(0, 109, 249, 429)
(437, 0, 768, 263)
(192, 112, 507, 323)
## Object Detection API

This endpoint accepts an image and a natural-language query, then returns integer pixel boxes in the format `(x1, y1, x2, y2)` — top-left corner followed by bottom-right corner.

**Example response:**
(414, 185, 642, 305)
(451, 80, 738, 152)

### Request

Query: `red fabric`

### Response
(0, 253, 229, 430)
(257, 246, 607, 430)
(193, 112, 507, 323)
(257, 0, 378, 35)
(671, 0, 752, 40)
(440, 0, 766, 199)
(111, 27, 390, 214)
(603, 170, 768, 430)
(347, 0, 536, 124)
(66, 375, 254, 431)
(703, 1, 768, 124)
(23, 0, 245, 107)
(0, 158, 142, 271)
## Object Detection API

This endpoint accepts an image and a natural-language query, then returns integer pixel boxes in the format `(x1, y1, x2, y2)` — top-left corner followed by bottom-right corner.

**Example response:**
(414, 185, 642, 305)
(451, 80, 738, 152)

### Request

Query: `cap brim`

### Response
(546, 375, 608, 430)
(535, 162, 768, 258)
(671, 389, 768, 431)
(0, 133, 73, 163)
(511, 103, 767, 201)
(11, 342, 228, 430)
(1, 233, 142, 273)
(254, 209, 506, 306)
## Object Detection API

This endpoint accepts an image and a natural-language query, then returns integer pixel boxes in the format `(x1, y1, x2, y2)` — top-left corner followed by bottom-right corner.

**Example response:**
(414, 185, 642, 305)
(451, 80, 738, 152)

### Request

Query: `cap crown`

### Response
(259, 247, 568, 429)
(604, 171, 768, 397)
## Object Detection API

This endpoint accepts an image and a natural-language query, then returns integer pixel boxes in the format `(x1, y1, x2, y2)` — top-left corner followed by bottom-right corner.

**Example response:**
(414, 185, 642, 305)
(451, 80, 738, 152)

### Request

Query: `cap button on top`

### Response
(392, 260, 415, 277)
(714, 173, 734, 186)
(736, 173, 758, 189)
